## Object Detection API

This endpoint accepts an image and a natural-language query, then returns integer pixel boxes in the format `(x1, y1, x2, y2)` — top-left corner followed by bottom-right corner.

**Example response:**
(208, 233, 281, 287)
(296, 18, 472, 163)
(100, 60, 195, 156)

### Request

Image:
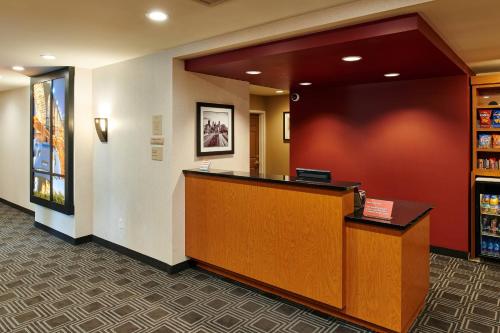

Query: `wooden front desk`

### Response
(184, 169, 431, 333)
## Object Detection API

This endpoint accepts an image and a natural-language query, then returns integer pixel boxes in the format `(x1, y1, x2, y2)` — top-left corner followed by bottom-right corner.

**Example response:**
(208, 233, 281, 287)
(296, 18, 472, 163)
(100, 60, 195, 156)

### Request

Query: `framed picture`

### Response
(283, 112, 290, 141)
(197, 102, 234, 156)
(30, 67, 74, 215)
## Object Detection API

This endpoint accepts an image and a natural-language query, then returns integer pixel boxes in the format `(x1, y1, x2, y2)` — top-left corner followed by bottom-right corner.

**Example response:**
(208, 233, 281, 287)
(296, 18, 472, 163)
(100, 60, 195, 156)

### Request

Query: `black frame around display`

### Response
(30, 67, 75, 215)
(196, 102, 235, 156)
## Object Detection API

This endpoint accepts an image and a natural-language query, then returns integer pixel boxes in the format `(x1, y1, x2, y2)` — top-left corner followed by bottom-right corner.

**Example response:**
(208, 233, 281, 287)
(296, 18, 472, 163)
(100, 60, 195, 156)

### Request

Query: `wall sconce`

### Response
(94, 118, 108, 143)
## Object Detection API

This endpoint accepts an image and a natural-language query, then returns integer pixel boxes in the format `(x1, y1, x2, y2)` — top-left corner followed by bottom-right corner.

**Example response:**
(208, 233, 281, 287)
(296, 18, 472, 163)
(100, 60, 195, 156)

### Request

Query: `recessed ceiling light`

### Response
(40, 54, 56, 60)
(12, 66, 24, 71)
(484, 96, 491, 99)
(146, 10, 168, 22)
(246, 70, 261, 75)
(275, 90, 284, 94)
(384, 73, 400, 77)
(342, 56, 362, 62)
(299, 82, 312, 86)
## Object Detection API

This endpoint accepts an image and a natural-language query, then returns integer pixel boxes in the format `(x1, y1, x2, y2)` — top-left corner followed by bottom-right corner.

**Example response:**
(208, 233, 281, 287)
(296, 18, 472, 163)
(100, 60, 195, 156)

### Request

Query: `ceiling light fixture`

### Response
(384, 73, 400, 78)
(41, 54, 56, 60)
(146, 10, 168, 22)
(342, 56, 362, 62)
(12, 66, 24, 71)
(299, 82, 312, 86)
(276, 90, 284, 94)
(246, 70, 261, 75)
(484, 96, 491, 99)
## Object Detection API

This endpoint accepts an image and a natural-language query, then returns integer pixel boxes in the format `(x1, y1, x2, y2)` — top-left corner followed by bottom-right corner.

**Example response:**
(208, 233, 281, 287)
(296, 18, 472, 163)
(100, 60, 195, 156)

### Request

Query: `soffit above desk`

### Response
(185, 14, 471, 90)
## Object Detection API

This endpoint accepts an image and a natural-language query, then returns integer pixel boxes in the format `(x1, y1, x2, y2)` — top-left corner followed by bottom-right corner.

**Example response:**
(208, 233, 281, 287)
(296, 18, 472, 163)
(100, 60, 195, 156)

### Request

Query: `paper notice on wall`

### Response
(152, 146, 163, 161)
(150, 137, 165, 145)
(152, 115, 163, 136)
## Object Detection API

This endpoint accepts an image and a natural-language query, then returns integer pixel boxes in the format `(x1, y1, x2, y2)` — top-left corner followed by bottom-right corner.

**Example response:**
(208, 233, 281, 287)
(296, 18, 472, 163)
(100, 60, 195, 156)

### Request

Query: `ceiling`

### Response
(0, 0, 355, 91)
(2, 0, 500, 92)
(186, 14, 469, 90)
(398, 0, 500, 73)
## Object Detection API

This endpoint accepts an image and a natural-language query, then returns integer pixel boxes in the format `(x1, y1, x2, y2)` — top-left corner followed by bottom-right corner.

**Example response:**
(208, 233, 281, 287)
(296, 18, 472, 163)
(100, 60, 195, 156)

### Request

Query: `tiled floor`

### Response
(0, 202, 499, 333)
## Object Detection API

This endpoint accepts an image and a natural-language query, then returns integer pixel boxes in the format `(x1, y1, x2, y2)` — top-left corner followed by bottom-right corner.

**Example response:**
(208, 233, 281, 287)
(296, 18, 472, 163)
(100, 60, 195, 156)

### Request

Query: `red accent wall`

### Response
(290, 76, 470, 252)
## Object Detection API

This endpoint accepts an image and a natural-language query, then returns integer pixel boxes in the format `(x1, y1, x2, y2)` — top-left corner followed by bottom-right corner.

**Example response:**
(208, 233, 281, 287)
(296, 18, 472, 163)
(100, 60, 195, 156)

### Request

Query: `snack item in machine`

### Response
(480, 109, 493, 128)
(479, 134, 492, 148)
(493, 110, 500, 128)
(494, 135, 500, 148)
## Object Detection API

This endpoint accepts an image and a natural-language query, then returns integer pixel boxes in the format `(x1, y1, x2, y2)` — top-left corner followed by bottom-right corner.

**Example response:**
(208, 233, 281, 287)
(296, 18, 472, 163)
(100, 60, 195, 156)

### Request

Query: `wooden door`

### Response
(250, 114, 260, 173)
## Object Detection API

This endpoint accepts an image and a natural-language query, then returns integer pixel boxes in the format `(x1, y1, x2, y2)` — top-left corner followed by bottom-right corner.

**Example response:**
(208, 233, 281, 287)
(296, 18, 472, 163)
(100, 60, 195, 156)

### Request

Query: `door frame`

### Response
(250, 110, 266, 174)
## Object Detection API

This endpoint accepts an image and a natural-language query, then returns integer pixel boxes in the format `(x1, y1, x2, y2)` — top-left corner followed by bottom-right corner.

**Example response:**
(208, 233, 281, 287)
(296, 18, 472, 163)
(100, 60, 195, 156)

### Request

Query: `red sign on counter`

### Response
(363, 198, 394, 220)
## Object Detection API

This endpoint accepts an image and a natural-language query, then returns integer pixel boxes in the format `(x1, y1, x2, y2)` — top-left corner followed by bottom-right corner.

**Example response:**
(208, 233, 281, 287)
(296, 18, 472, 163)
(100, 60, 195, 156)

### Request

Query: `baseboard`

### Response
(431, 246, 469, 260)
(34, 221, 92, 245)
(32, 222, 191, 274)
(92, 235, 193, 274)
(0, 197, 34, 216)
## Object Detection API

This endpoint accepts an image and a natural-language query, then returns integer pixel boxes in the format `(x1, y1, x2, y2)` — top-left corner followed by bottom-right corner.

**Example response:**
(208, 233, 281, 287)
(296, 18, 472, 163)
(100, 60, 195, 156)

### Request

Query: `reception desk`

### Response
(183, 169, 432, 333)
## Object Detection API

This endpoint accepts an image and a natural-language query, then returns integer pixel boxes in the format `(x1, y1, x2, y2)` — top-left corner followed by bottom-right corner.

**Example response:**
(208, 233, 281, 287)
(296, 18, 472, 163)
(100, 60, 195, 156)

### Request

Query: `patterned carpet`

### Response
(0, 203, 499, 333)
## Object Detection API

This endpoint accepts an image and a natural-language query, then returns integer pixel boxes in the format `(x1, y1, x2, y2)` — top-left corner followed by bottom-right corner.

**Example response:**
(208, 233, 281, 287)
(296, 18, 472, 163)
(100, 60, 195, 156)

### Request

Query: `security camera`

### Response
(291, 93, 300, 102)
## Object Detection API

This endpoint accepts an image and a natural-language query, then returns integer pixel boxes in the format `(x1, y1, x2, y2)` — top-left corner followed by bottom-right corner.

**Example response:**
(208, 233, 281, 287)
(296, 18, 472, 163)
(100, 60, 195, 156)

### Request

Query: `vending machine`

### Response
(476, 177, 500, 261)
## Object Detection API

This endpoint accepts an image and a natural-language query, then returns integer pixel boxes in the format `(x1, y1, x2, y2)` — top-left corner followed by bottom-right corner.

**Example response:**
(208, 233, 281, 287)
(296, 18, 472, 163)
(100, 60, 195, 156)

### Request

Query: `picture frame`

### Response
(197, 102, 235, 156)
(283, 112, 290, 141)
(30, 67, 75, 215)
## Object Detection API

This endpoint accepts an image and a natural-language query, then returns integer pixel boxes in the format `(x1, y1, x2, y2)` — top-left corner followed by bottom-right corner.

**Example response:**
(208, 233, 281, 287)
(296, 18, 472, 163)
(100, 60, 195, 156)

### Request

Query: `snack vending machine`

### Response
(476, 177, 500, 261)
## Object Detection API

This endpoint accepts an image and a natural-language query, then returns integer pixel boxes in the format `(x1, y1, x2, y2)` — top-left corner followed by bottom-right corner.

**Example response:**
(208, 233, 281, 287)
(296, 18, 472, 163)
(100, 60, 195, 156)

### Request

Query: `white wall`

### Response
(35, 68, 93, 238)
(74, 68, 94, 237)
(0, 87, 32, 210)
(91, 56, 249, 265)
(92, 53, 173, 263)
(170, 59, 250, 264)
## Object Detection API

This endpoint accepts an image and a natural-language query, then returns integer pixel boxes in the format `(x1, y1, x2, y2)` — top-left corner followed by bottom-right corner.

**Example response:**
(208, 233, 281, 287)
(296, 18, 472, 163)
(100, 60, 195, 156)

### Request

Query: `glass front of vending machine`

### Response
(476, 177, 500, 261)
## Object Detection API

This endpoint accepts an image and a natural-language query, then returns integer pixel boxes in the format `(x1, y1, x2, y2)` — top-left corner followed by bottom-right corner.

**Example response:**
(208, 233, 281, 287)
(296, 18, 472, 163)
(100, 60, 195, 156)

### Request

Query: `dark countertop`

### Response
(183, 169, 360, 191)
(345, 199, 433, 230)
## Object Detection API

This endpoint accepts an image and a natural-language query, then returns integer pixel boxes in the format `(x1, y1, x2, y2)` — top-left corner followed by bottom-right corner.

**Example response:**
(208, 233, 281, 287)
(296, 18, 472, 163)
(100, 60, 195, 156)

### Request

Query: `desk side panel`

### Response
(345, 223, 403, 332)
(401, 215, 430, 331)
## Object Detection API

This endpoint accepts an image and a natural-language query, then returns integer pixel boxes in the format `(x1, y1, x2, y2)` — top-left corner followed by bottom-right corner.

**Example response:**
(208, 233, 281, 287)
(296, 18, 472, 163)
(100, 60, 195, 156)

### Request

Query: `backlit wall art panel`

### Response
(30, 67, 74, 214)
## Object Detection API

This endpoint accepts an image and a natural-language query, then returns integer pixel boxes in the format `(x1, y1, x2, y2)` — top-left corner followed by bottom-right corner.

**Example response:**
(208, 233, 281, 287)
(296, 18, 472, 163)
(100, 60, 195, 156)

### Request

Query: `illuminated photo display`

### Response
(30, 68, 74, 214)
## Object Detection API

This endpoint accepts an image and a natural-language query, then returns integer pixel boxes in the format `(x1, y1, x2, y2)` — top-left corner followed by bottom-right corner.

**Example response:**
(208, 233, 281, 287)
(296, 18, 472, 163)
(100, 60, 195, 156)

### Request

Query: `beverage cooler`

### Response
(476, 177, 500, 261)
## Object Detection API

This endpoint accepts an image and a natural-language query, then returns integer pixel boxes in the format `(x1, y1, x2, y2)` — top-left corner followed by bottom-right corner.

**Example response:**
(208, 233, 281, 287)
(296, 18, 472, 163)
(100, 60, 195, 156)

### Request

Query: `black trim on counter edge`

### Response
(0, 197, 34, 216)
(182, 169, 360, 191)
(91, 236, 193, 274)
(34, 221, 92, 245)
(431, 246, 469, 260)
(345, 208, 433, 231)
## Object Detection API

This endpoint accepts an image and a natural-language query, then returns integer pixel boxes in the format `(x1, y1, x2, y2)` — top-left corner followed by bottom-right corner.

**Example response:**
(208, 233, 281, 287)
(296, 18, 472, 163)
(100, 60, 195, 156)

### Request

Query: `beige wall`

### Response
(250, 95, 266, 111)
(250, 94, 290, 175)
(0, 87, 31, 209)
(265, 95, 290, 175)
